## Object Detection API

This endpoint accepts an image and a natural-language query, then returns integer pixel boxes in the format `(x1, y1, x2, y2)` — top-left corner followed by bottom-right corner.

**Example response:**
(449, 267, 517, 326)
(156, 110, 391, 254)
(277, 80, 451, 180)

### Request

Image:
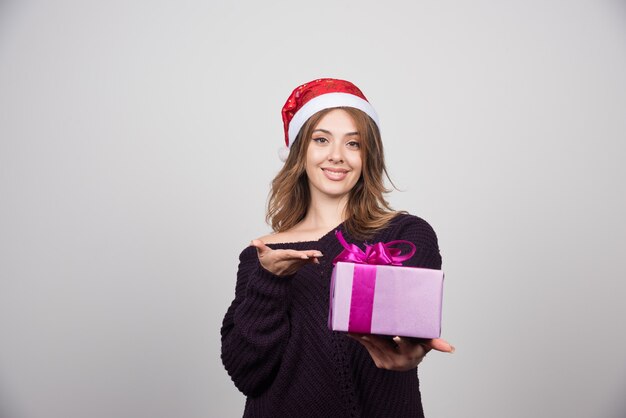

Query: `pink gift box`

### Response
(328, 261, 444, 338)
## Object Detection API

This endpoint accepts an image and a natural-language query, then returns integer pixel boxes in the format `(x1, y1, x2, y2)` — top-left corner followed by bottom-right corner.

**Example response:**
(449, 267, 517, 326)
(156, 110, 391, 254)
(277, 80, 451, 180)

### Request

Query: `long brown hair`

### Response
(266, 107, 398, 239)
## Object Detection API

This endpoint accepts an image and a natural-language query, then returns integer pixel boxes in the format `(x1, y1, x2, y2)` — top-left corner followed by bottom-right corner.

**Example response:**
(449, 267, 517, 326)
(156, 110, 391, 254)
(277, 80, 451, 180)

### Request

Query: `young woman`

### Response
(221, 78, 453, 417)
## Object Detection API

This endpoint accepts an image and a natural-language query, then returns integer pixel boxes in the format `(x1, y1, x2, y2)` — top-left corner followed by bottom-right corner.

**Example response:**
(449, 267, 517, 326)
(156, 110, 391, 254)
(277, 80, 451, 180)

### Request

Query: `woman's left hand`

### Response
(348, 334, 455, 372)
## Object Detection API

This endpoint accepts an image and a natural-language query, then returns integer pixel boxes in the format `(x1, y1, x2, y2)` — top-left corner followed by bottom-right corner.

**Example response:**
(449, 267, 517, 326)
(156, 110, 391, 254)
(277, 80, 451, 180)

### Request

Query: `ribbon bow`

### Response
(332, 230, 416, 266)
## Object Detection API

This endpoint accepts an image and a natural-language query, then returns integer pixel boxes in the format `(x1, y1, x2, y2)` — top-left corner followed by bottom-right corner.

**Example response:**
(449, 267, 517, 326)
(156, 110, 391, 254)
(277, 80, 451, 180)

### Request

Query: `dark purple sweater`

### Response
(221, 214, 442, 417)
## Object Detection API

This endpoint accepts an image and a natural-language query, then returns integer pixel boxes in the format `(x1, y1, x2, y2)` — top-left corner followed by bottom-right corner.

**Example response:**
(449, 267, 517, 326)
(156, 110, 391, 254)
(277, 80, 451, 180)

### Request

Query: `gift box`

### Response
(328, 232, 444, 339)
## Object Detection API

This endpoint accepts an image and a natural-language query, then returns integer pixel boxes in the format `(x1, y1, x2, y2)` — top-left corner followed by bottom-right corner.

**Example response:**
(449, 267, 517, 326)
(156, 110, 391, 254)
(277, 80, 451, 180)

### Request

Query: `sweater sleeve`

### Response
(220, 247, 292, 397)
(395, 214, 442, 270)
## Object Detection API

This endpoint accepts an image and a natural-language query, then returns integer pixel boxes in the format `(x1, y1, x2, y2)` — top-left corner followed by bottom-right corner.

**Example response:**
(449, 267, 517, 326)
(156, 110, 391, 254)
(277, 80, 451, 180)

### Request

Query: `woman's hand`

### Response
(348, 334, 455, 372)
(251, 239, 323, 277)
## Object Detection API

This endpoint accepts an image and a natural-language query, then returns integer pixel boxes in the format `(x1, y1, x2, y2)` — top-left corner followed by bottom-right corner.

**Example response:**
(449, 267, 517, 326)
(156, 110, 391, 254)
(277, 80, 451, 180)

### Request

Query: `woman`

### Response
(221, 78, 453, 417)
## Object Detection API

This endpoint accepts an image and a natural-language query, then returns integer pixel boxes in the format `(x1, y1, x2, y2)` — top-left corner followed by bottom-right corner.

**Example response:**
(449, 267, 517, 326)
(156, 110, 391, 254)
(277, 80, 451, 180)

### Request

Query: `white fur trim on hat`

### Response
(278, 146, 290, 162)
(287, 92, 379, 147)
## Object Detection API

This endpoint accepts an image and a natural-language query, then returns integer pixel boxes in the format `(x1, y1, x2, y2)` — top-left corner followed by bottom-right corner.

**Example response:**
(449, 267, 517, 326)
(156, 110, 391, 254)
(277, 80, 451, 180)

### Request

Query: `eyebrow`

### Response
(312, 129, 360, 136)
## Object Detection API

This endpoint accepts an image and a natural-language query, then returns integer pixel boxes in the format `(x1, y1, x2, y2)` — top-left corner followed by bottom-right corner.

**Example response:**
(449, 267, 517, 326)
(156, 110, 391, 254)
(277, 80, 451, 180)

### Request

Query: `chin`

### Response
(309, 174, 359, 199)
(319, 184, 357, 198)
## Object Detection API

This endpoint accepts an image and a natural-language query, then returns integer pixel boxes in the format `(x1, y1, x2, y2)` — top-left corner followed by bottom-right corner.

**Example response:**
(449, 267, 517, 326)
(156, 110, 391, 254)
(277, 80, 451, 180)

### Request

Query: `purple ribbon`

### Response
(332, 231, 416, 333)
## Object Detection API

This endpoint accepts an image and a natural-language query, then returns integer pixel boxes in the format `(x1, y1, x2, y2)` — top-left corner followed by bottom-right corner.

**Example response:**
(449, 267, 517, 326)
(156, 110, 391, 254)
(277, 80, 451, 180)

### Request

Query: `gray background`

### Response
(1, 1, 625, 417)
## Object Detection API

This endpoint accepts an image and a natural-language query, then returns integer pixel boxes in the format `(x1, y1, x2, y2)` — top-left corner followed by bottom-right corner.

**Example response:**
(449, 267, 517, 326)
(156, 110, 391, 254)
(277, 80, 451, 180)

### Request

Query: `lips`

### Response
(321, 167, 349, 181)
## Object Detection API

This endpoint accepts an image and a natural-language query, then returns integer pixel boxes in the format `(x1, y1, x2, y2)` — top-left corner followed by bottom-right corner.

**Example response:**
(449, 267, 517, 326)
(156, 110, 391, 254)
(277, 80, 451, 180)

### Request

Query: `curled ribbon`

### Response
(332, 230, 416, 266)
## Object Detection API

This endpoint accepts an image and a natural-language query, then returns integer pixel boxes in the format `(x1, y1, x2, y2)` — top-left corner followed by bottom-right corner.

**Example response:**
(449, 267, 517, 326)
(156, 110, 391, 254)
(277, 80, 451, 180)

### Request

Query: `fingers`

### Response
(348, 334, 455, 371)
(359, 335, 422, 371)
(401, 336, 455, 353)
(350, 335, 388, 369)
(393, 336, 416, 355)
(278, 249, 323, 262)
(283, 249, 310, 260)
(250, 240, 324, 276)
(250, 241, 323, 261)
(300, 250, 324, 259)
(422, 338, 455, 353)
(348, 334, 385, 356)
(350, 334, 455, 354)
(392, 336, 431, 357)
(393, 336, 427, 356)
(250, 239, 271, 256)
(362, 335, 394, 351)
(296, 250, 324, 260)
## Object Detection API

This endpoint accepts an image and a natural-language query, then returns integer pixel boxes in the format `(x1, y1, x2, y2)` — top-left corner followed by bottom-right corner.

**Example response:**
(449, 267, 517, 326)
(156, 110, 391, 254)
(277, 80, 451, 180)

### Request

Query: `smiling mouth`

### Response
(321, 168, 349, 181)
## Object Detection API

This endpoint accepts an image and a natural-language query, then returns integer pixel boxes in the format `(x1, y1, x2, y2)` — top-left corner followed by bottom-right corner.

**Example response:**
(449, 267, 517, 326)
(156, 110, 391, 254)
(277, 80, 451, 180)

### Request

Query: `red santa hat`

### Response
(279, 78, 380, 162)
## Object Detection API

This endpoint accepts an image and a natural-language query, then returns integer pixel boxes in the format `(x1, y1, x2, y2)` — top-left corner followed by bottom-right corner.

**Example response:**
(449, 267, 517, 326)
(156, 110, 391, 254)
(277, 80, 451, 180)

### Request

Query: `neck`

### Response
(301, 192, 349, 231)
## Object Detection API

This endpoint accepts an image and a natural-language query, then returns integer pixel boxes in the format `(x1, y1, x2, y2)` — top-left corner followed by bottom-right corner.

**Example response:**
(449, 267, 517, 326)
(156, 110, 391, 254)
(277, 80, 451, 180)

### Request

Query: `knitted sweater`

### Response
(221, 214, 442, 418)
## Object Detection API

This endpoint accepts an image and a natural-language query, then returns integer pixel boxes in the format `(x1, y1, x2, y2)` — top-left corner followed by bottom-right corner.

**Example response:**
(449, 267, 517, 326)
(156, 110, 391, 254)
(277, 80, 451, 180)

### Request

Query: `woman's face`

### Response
(305, 108, 363, 200)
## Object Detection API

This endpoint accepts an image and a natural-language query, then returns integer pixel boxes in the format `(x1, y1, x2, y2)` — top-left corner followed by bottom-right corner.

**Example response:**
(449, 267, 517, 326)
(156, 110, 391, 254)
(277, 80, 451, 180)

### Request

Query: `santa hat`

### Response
(279, 78, 380, 162)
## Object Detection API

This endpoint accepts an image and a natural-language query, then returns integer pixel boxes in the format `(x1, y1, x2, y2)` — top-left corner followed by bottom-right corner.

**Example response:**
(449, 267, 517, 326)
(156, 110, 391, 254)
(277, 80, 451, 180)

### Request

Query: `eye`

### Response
(346, 140, 361, 149)
(312, 137, 329, 144)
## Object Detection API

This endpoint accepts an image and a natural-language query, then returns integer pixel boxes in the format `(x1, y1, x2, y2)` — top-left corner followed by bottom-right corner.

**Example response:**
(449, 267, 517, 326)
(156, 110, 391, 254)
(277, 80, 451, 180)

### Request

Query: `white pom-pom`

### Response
(278, 146, 290, 162)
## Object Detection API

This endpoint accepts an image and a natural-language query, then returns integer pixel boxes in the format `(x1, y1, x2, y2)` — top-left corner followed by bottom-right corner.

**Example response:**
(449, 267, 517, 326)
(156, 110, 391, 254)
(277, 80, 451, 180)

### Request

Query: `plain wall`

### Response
(1, 1, 625, 417)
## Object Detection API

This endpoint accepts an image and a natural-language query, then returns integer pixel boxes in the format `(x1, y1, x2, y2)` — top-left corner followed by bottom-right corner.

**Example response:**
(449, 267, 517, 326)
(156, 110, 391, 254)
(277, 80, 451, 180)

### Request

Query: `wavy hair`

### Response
(266, 107, 398, 240)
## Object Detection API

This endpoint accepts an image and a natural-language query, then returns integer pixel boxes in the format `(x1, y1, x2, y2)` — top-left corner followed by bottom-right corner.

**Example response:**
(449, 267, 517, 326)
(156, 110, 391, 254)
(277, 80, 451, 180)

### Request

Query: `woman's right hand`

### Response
(250, 240, 323, 277)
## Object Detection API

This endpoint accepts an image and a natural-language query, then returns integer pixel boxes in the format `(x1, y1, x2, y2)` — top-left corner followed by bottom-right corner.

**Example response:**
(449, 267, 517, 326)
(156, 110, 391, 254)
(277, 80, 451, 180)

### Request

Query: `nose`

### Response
(328, 141, 344, 164)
